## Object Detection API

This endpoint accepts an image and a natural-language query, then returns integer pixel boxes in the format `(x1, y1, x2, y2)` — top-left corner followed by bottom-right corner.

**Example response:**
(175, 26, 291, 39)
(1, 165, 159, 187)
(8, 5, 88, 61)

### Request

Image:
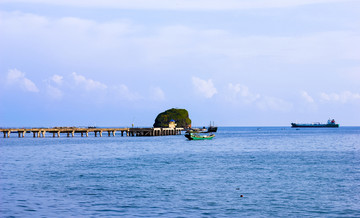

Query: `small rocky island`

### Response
(153, 108, 191, 128)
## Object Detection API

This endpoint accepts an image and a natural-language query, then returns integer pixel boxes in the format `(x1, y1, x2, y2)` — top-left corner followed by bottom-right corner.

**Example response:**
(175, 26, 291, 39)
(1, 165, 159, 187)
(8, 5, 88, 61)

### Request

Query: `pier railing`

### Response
(0, 127, 184, 138)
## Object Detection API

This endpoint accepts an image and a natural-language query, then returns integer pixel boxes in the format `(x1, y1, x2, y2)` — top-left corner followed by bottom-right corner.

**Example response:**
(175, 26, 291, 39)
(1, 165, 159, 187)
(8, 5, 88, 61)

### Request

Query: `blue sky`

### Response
(0, 0, 359, 127)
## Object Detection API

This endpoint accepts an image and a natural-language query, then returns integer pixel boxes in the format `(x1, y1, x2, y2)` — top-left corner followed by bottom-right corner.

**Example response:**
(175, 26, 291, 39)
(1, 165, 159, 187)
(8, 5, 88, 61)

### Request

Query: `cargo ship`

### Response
(291, 119, 339, 128)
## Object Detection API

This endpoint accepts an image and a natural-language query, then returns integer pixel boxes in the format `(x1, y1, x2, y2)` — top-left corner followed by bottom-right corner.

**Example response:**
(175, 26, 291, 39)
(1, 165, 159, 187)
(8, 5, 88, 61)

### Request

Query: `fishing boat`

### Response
(291, 119, 339, 128)
(185, 131, 215, 140)
(207, 121, 218, 132)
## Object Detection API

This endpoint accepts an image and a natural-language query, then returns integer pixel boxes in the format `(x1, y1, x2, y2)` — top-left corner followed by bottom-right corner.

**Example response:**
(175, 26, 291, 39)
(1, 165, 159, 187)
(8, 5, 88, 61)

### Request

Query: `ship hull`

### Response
(207, 126, 218, 132)
(185, 133, 215, 140)
(291, 123, 339, 128)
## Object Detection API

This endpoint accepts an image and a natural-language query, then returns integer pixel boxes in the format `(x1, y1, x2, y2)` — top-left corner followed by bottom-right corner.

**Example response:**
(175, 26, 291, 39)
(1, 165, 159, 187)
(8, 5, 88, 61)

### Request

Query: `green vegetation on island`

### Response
(153, 108, 191, 128)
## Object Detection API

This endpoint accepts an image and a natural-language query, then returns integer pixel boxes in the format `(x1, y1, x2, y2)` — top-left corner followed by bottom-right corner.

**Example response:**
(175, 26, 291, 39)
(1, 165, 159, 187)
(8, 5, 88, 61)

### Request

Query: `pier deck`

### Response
(0, 127, 184, 138)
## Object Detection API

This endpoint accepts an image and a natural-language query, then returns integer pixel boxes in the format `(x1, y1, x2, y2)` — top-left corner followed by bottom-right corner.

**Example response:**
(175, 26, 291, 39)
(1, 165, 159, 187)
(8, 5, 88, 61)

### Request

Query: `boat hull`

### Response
(291, 123, 339, 128)
(185, 133, 215, 140)
(207, 126, 218, 132)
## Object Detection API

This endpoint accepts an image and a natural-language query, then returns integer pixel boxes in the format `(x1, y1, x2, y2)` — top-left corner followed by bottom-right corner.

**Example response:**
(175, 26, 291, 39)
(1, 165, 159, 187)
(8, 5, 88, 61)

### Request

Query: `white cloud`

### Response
(114, 84, 141, 101)
(0, 11, 136, 65)
(301, 91, 314, 103)
(256, 96, 293, 112)
(228, 83, 260, 103)
(226, 83, 292, 111)
(44, 74, 64, 99)
(6, 69, 39, 92)
(192, 77, 217, 98)
(150, 86, 165, 101)
(50, 74, 63, 85)
(0, 0, 350, 10)
(44, 73, 141, 101)
(320, 91, 360, 103)
(46, 84, 63, 99)
(72, 72, 107, 91)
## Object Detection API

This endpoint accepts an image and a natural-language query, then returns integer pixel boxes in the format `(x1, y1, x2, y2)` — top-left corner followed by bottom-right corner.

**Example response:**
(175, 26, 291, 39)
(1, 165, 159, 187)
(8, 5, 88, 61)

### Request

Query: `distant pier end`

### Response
(0, 127, 184, 138)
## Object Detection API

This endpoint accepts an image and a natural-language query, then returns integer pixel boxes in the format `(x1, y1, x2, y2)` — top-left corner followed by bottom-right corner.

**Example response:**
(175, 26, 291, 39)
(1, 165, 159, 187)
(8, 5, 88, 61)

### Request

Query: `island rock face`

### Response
(153, 108, 191, 128)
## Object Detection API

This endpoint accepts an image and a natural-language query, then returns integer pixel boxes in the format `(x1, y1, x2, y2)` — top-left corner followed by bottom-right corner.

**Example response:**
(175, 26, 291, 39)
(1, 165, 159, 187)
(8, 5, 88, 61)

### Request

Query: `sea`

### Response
(1, 127, 359, 217)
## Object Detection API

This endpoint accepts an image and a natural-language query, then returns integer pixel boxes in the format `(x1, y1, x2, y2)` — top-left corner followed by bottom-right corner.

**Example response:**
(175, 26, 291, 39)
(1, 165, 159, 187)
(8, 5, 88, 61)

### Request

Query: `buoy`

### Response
(240, 195, 243, 197)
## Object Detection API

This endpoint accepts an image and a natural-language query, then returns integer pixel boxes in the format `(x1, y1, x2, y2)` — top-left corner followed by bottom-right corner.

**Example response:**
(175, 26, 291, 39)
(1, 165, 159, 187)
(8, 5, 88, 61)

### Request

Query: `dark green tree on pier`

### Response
(153, 108, 191, 128)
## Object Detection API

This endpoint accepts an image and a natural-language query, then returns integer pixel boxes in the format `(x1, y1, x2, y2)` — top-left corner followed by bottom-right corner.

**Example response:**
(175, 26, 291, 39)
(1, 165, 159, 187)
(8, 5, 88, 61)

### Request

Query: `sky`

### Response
(0, 0, 359, 127)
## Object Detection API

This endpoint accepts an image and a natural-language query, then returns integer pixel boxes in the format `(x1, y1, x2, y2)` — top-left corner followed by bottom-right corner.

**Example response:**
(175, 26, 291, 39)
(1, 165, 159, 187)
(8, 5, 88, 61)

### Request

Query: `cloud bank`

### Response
(320, 91, 360, 103)
(227, 83, 293, 111)
(1, 11, 359, 72)
(0, 0, 351, 10)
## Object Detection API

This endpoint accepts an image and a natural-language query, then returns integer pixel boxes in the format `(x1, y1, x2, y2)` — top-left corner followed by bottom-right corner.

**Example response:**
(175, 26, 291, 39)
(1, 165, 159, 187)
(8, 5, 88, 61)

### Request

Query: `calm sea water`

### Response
(1, 127, 360, 217)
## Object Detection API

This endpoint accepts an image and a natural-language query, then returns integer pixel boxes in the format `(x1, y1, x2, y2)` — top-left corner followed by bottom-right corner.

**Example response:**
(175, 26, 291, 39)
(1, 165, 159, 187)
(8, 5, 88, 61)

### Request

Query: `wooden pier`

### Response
(0, 127, 184, 138)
